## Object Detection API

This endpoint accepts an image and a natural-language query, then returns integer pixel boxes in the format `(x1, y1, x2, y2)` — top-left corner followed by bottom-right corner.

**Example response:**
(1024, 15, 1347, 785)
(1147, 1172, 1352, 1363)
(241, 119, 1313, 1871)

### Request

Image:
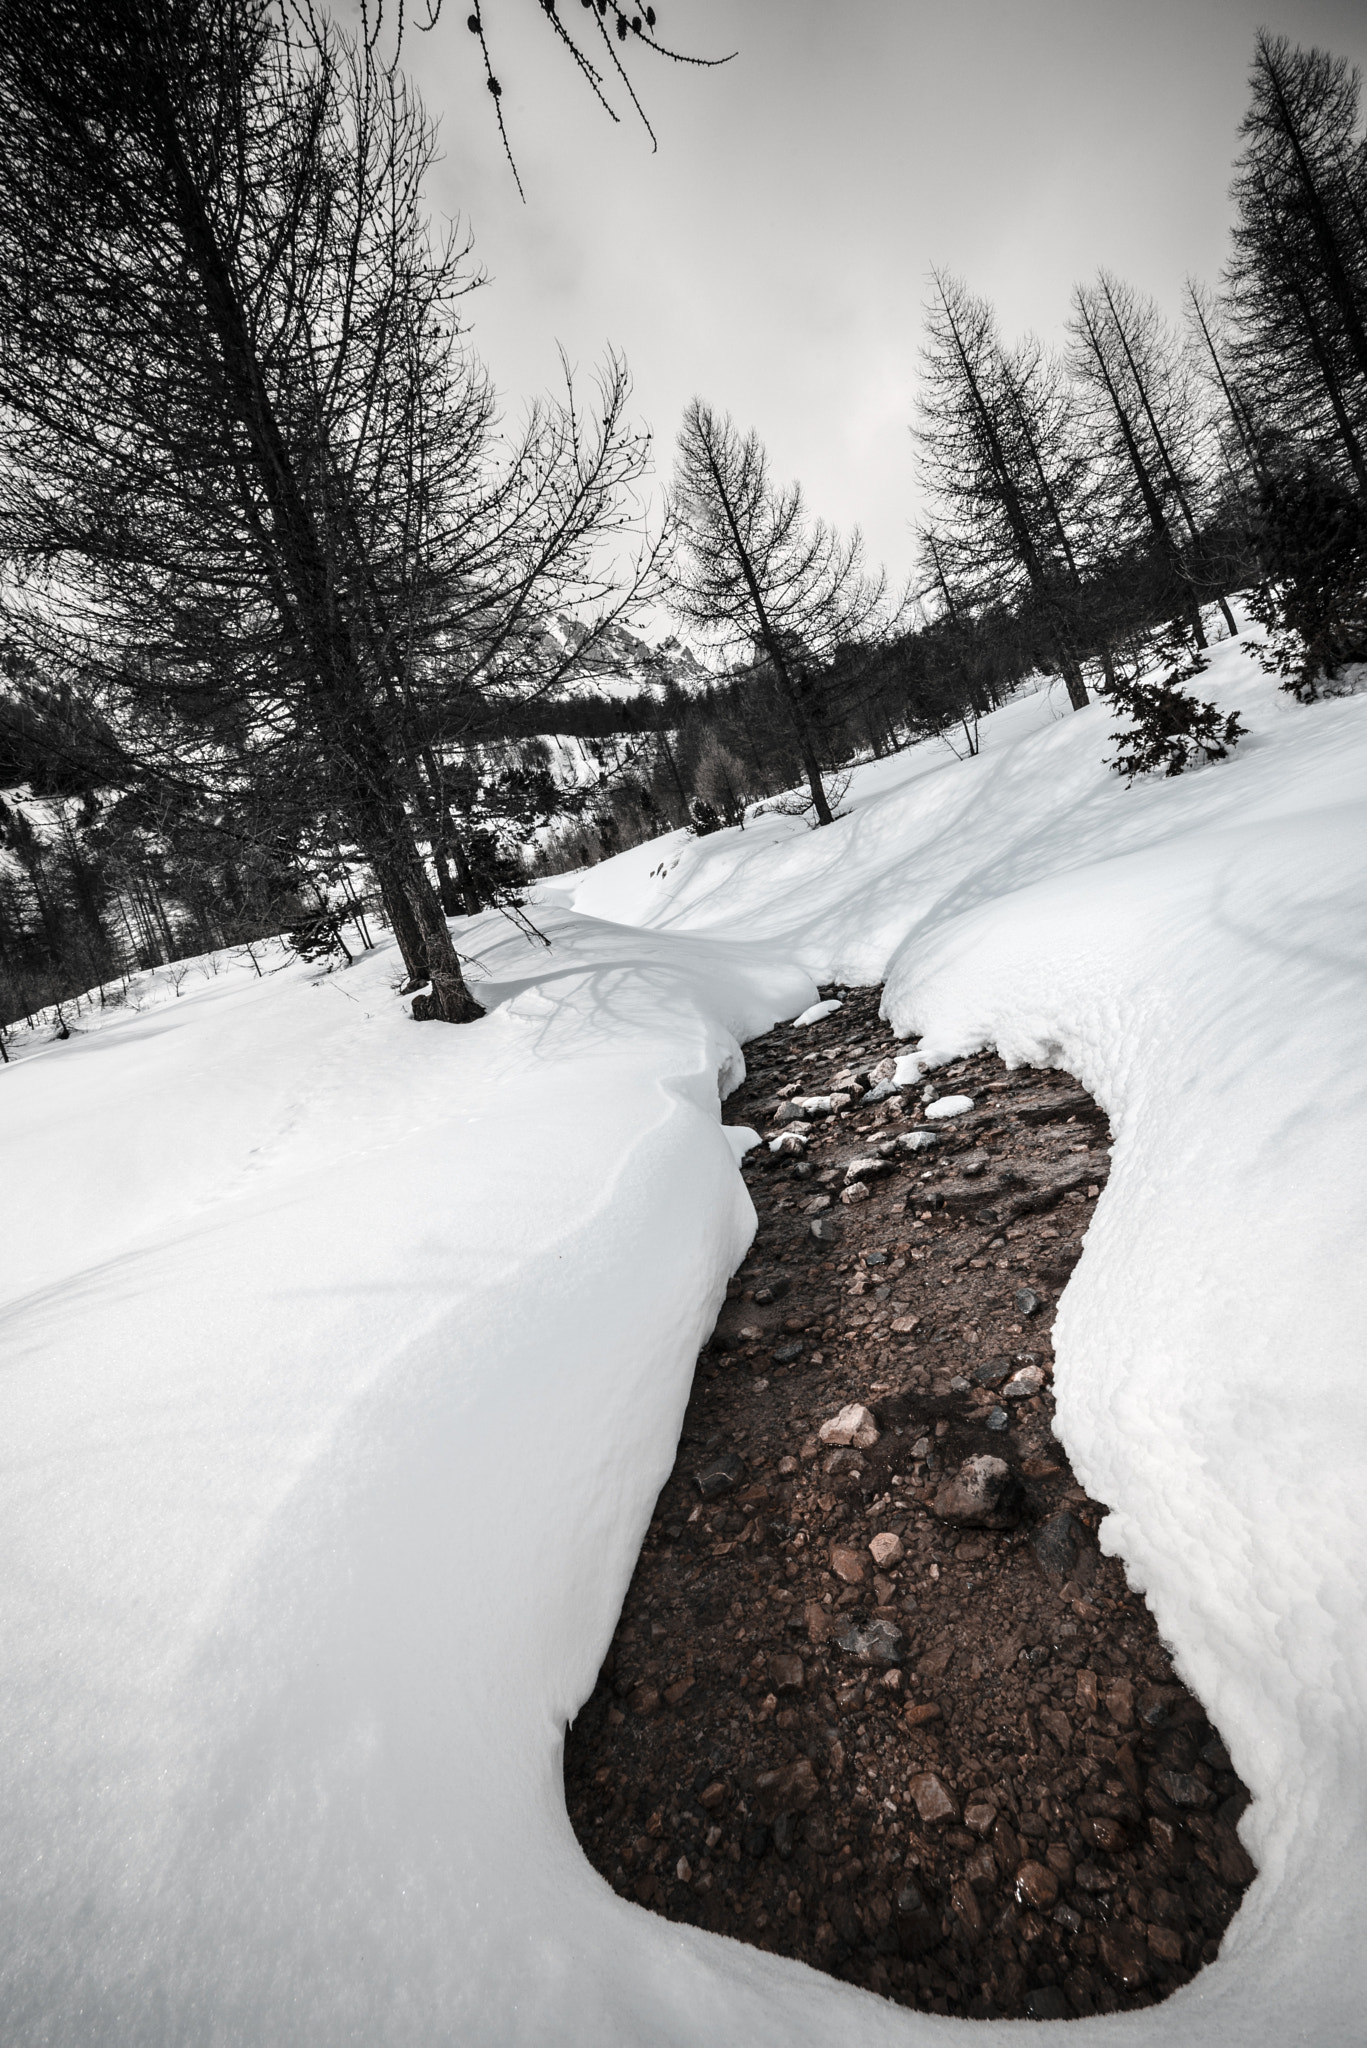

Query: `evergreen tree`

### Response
(1103, 639, 1247, 783)
(1225, 33, 1367, 489)
(669, 400, 895, 826)
(913, 273, 1098, 709)
(1070, 273, 1238, 643)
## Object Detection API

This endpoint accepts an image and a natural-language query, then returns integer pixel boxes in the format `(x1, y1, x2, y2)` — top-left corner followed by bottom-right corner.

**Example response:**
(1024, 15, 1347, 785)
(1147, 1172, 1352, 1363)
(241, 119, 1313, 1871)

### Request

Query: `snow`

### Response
(792, 997, 844, 1026)
(923, 1093, 975, 1119)
(3, 632, 1367, 2043)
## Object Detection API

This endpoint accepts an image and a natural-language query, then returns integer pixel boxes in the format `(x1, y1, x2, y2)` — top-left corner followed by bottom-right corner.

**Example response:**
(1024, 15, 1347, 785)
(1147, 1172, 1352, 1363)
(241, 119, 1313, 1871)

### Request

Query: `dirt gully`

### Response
(565, 984, 1255, 2023)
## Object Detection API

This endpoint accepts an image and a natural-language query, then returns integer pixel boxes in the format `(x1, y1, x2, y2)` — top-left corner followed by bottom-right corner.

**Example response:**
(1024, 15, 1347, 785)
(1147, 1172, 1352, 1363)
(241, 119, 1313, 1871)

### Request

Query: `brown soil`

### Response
(563, 983, 1255, 2023)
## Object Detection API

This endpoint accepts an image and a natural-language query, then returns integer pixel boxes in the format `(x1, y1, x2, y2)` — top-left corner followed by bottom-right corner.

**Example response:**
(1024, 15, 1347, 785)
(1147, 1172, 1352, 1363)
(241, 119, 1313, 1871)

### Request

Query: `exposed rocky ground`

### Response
(564, 985, 1255, 2022)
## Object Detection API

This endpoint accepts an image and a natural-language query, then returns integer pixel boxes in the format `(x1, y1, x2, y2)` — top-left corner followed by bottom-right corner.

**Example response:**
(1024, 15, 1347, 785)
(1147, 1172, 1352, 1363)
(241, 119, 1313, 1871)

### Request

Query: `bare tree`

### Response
(0, 0, 659, 1019)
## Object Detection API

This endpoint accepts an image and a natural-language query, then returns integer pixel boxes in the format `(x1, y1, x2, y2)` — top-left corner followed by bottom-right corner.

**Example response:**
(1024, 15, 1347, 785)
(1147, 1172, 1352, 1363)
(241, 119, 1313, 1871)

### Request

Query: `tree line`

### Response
(1, 14, 1364, 1032)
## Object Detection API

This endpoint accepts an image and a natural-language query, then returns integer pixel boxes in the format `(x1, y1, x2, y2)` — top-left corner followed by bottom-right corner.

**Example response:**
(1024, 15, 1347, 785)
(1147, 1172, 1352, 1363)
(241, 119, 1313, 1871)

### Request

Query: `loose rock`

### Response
(834, 1617, 904, 1666)
(1015, 1860, 1060, 1909)
(694, 1451, 745, 1500)
(933, 1454, 1023, 1529)
(818, 1403, 879, 1449)
(907, 1772, 958, 1824)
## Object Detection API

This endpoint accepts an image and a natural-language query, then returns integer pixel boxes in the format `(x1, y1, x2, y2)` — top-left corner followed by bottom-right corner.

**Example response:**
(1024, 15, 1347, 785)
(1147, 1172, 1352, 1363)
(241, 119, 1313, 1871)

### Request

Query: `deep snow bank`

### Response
(2, 640, 1365, 2044)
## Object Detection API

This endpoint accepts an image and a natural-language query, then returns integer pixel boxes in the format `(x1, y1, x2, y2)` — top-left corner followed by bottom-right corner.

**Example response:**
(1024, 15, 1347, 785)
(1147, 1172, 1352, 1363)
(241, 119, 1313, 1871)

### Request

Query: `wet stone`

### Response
(1015, 1860, 1060, 1909)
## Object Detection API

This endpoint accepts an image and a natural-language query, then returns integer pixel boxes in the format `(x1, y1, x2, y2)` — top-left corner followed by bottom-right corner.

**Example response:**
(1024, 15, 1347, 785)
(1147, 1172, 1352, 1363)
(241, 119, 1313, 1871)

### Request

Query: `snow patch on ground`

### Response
(3, 634, 1365, 2042)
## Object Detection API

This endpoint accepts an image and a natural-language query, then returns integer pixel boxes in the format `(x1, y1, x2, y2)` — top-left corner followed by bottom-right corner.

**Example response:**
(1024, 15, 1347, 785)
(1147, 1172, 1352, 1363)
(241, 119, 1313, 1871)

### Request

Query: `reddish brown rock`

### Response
(1099, 1926, 1150, 1988)
(754, 1757, 820, 1814)
(1015, 1861, 1060, 1909)
(1106, 1677, 1135, 1727)
(1148, 1924, 1183, 1963)
(950, 1877, 983, 1939)
(1081, 1813, 1128, 1854)
(804, 1600, 832, 1643)
(1040, 1706, 1072, 1751)
(904, 1701, 943, 1729)
(908, 1772, 958, 1825)
(830, 1545, 867, 1584)
(932, 1454, 1023, 1529)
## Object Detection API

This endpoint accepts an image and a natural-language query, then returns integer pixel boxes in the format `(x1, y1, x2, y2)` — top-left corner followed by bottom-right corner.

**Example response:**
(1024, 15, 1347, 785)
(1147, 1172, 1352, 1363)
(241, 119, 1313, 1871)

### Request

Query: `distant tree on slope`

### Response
(1224, 33, 1367, 689)
(1226, 32, 1367, 488)
(1069, 273, 1239, 644)
(669, 400, 896, 826)
(913, 273, 1099, 709)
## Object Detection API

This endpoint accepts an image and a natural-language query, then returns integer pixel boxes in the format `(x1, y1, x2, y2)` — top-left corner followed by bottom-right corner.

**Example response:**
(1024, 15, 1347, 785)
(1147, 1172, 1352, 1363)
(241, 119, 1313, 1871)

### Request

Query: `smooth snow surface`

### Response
(3, 638, 1366, 2045)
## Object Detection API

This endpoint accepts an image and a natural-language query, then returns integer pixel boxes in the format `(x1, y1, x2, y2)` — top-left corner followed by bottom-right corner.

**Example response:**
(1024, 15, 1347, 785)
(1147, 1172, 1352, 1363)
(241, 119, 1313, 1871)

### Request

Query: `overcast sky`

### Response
(399, 0, 1367, 596)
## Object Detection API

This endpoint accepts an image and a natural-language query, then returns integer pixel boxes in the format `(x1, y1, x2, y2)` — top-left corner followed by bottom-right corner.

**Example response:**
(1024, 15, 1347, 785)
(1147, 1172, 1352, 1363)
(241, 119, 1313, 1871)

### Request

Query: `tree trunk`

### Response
(144, 59, 483, 1023)
(1061, 656, 1091, 711)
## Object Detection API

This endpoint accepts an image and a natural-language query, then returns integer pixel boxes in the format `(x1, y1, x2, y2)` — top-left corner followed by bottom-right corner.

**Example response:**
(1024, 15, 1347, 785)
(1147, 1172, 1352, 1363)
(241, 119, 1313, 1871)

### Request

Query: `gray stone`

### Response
(973, 1355, 1015, 1388)
(1004, 1364, 1047, 1399)
(695, 1451, 745, 1499)
(1151, 1765, 1213, 1809)
(896, 1130, 940, 1154)
(809, 1216, 841, 1242)
(834, 1617, 905, 1666)
(1030, 1511, 1089, 1584)
(1014, 1286, 1042, 1316)
(986, 1407, 1010, 1431)
(772, 1340, 804, 1365)
(847, 1153, 892, 1183)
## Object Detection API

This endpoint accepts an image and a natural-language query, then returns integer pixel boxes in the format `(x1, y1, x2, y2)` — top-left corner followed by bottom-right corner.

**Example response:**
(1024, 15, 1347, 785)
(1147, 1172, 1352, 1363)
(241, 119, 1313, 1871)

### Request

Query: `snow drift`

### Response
(2, 635, 1364, 2044)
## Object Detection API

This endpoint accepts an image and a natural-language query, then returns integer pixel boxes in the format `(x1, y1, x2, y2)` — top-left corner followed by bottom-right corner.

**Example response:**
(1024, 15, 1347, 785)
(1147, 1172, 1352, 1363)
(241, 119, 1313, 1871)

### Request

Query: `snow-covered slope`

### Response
(2, 636, 1364, 2044)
